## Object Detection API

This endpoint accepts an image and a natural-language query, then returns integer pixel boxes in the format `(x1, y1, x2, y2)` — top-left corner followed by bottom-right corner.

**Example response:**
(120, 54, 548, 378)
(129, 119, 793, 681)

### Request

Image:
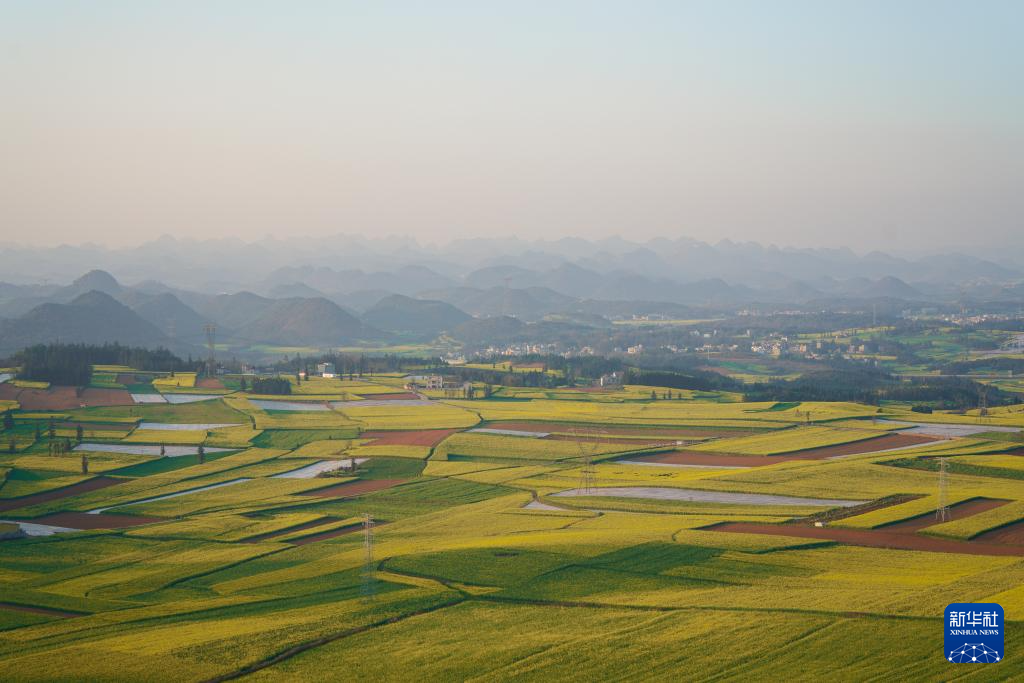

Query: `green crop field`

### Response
(2, 372, 1023, 680)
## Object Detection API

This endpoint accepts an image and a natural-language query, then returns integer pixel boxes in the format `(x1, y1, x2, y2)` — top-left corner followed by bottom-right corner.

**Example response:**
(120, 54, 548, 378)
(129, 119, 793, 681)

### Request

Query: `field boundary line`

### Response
(202, 597, 466, 683)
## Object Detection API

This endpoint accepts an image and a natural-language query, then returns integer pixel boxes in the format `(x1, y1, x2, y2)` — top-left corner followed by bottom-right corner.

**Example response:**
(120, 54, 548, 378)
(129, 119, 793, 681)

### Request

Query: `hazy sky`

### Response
(1, 1, 1021, 250)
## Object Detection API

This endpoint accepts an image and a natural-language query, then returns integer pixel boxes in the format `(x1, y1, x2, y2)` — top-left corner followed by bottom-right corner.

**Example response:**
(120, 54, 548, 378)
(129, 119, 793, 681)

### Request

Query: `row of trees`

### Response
(250, 377, 291, 395)
(13, 343, 193, 386)
(744, 365, 1020, 409)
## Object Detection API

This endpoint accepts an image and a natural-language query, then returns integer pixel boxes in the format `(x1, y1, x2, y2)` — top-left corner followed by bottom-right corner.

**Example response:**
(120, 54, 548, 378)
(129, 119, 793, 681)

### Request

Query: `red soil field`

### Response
(362, 429, 460, 447)
(973, 520, 1024, 545)
(632, 433, 938, 468)
(781, 432, 937, 458)
(2, 386, 134, 410)
(289, 522, 367, 545)
(880, 498, 1010, 532)
(357, 392, 419, 400)
(299, 478, 405, 499)
(0, 602, 81, 618)
(705, 522, 1024, 556)
(0, 384, 22, 401)
(485, 421, 756, 439)
(0, 476, 124, 513)
(32, 511, 163, 530)
(244, 517, 339, 543)
(196, 378, 226, 389)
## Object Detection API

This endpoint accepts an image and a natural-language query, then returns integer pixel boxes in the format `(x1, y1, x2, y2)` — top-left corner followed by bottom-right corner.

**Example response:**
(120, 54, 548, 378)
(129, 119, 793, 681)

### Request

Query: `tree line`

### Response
(12, 343, 194, 386)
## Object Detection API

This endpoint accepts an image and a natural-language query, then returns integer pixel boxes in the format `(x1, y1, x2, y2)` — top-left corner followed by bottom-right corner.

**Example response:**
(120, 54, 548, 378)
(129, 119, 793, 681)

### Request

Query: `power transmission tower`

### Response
(203, 324, 217, 377)
(362, 513, 376, 601)
(936, 457, 949, 522)
(572, 426, 604, 495)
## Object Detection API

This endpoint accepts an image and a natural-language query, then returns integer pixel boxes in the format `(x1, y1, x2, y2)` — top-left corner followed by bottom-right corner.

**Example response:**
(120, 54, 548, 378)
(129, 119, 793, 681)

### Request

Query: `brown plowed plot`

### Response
(706, 522, 1024, 557)
(358, 392, 419, 400)
(115, 374, 139, 385)
(299, 478, 405, 499)
(11, 386, 133, 410)
(0, 384, 21, 401)
(363, 429, 460, 447)
(974, 520, 1024, 545)
(244, 517, 339, 542)
(0, 602, 81, 618)
(798, 432, 937, 458)
(881, 498, 1011, 532)
(485, 422, 756, 439)
(33, 512, 163, 530)
(0, 477, 124, 512)
(289, 523, 366, 545)
(196, 378, 225, 389)
(633, 433, 938, 468)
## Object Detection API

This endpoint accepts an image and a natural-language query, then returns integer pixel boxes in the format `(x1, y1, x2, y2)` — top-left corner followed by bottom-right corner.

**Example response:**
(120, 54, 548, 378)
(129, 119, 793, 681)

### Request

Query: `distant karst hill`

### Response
(0, 290, 187, 356)
(361, 294, 471, 339)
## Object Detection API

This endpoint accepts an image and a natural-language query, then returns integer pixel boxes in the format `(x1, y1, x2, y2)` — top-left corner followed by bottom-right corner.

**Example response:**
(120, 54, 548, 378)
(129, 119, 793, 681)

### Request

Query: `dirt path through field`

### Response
(880, 498, 1010, 532)
(299, 478, 405, 499)
(973, 520, 1024, 545)
(706, 522, 1024, 556)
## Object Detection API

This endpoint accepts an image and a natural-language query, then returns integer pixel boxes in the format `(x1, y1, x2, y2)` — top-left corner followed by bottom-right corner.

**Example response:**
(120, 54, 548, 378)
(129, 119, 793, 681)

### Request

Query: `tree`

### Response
(251, 377, 291, 395)
(160, 444, 166, 456)
(650, 390, 657, 400)
(48, 420, 56, 439)
(81, 454, 89, 475)
(34, 425, 41, 441)
(197, 444, 205, 464)
(2, 411, 13, 431)
(76, 424, 84, 444)
(8, 437, 16, 454)
(240, 377, 248, 392)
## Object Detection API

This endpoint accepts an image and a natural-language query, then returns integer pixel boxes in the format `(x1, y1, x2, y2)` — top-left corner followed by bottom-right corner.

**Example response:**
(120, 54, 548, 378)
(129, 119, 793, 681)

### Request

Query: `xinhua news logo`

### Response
(945, 603, 1003, 664)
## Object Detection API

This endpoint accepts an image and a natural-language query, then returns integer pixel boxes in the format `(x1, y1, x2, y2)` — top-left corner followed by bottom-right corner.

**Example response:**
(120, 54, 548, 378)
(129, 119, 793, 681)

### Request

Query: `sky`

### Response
(1, 1, 1022, 251)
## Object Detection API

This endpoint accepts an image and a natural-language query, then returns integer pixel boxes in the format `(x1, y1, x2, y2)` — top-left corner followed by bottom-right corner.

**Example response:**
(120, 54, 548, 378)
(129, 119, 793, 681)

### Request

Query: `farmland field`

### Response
(2, 372, 1024, 681)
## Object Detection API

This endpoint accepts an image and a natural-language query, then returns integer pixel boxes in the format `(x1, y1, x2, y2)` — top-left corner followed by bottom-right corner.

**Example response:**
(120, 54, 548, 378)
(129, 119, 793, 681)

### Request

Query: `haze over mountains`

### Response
(1, 235, 1022, 358)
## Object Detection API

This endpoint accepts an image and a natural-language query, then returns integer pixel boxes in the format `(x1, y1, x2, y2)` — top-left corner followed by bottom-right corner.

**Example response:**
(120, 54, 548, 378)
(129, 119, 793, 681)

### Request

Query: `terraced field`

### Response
(1, 371, 1023, 680)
